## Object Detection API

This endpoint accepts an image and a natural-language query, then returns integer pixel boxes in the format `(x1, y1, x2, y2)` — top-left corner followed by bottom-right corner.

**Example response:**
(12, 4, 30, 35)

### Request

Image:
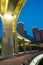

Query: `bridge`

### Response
(0, 51, 43, 65)
(0, 0, 32, 56)
(0, 0, 43, 65)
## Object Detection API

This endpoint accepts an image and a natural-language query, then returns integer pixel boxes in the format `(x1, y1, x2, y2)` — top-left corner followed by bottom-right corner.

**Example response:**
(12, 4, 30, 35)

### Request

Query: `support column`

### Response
(29, 44, 32, 54)
(23, 39, 26, 54)
(2, 17, 14, 57)
(13, 32, 18, 55)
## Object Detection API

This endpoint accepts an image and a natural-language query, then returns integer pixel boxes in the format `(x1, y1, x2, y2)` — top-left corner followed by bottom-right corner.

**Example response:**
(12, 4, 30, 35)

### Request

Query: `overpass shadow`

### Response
(38, 58, 43, 65)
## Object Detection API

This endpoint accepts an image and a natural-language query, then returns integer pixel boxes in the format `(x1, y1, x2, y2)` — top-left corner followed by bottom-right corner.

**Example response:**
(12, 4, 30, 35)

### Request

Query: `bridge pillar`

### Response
(2, 17, 14, 57)
(23, 39, 26, 53)
(0, 0, 26, 57)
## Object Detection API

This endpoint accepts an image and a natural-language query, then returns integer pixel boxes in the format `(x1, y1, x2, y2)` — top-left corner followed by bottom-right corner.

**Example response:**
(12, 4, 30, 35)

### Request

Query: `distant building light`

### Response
(18, 22, 24, 24)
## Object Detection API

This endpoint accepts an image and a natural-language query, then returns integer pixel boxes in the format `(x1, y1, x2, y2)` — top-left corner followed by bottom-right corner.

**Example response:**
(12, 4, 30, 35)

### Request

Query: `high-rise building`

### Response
(24, 29, 27, 38)
(17, 22, 25, 37)
(39, 30, 43, 42)
(32, 27, 41, 42)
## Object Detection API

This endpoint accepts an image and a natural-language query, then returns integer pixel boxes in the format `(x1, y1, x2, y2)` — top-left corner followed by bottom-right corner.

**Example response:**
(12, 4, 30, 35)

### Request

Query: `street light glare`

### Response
(3, 13, 13, 20)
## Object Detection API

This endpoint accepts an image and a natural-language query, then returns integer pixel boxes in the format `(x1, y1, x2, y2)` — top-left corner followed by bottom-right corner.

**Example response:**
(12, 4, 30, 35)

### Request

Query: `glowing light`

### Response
(13, 15, 16, 19)
(13, 30, 15, 33)
(0, 45, 2, 49)
(3, 13, 13, 20)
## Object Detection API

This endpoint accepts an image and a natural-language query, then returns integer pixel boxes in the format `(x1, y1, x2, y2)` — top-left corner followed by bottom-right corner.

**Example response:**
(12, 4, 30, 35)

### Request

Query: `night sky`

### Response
(0, 0, 43, 38)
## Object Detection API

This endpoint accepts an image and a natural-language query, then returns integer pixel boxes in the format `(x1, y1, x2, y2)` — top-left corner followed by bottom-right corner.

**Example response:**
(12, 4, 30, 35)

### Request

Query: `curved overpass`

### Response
(0, 0, 31, 43)
(29, 54, 43, 65)
(17, 32, 31, 43)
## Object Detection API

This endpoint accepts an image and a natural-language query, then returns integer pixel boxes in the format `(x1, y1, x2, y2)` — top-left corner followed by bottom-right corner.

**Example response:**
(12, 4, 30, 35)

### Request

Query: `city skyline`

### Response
(18, 0, 43, 36)
(17, 22, 43, 42)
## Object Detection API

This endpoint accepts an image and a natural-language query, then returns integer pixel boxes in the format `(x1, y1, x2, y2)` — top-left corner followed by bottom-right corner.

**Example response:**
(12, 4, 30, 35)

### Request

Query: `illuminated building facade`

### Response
(17, 22, 25, 37)
(39, 30, 43, 42)
(24, 29, 27, 38)
(32, 27, 41, 42)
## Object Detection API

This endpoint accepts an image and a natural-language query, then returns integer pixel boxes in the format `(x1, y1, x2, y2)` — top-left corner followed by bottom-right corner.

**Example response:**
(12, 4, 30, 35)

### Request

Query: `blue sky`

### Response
(0, 17, 3, 38)
(18, 0, 43, 37)
(0, 0, 43, 37)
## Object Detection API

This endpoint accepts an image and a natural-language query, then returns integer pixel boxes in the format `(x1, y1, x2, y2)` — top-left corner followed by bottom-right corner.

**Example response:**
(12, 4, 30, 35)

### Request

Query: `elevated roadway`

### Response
(0, 51, 43, 65)
(29, 51, 43, 65)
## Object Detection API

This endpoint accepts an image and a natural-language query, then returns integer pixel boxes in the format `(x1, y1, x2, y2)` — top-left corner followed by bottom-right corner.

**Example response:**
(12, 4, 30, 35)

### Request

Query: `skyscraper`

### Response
(32, 27, 41, 42)
(24, 29, 27, 37)
(17, 22, 25, 37)
(39, 30, 43, 42)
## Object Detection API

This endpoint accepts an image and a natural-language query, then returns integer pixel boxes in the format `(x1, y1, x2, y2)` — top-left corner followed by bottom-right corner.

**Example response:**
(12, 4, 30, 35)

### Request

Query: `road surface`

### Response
(0, 54, 31, 65)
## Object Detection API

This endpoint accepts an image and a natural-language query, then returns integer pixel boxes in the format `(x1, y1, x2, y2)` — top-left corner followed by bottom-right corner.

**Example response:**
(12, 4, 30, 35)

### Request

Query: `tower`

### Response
(39, 30, 43, 42)
(32, 27, 41, 42)
(17, 22, 25, 37)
